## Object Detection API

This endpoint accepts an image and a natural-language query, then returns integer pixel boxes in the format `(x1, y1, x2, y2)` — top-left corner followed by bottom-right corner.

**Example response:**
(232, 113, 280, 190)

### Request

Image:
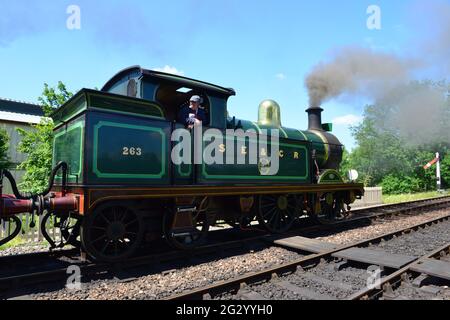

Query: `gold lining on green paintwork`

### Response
(87, 92, 165, 118)
(310, 130, 330, 163)
(318, 169, 344, 184)
(251, 122, 262, 134)
(278, 127, 289, 139)
(296, 130, 308, 141)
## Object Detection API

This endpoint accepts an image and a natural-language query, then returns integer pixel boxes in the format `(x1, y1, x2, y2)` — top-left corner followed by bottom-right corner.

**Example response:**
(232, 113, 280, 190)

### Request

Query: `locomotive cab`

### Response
(101, 66, 236, 130)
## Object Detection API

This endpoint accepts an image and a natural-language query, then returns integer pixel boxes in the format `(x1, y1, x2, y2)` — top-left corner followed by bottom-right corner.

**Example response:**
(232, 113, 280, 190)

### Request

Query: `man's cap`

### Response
(190, 95, 202, 103)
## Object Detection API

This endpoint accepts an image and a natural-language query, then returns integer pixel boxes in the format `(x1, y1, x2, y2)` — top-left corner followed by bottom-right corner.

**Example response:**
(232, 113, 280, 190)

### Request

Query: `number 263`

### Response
(123, 147, 142, 156)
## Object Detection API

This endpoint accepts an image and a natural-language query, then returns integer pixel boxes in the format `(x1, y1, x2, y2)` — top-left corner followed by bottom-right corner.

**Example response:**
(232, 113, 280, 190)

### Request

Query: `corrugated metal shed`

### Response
(0, 98, 44, 194)
(0, 98, 44, 117)
(0, 110, 42, 124)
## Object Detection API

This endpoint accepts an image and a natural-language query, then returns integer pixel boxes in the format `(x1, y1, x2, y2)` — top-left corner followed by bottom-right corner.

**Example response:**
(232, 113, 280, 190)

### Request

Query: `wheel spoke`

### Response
(91, 226, 107, 231)
(100, 240, 110, 254)
(100, 213, 111, 225)
(258, 195, 296, 233)
(268, 210, 279, 226)
(275, 211, 283, 229)
(113, 207, 119, 222)
(125, 219, 138, 227)
(91, 234, 107, 244)
(262, 207, 277, 219)
(83, 205, 145, 261)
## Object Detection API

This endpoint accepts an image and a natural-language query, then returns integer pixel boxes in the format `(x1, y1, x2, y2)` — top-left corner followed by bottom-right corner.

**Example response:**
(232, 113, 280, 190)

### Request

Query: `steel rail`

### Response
(348, 195, 450, 217)
(1, 196, 449, 298)
(165, 212, 450, 300)
(348, 242, 450, 300)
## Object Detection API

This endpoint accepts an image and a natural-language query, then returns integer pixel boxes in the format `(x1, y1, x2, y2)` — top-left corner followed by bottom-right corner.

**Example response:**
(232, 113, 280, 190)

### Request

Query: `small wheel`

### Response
(81, 205, 144, 262)
(257, 194, 298, 233)
(163, 208, 210, 250)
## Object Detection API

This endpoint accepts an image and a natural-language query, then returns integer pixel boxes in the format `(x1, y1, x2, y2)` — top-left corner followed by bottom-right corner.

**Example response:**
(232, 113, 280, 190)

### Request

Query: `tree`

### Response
(347, 80, 450, 193)
(0, 128, 11, 170)
(16, 82, 72, 193)
(440, 154, 450, 188)
(348, 104, 412, 186)
(339, 147, 352, 181)
(39, 82, 73, 117)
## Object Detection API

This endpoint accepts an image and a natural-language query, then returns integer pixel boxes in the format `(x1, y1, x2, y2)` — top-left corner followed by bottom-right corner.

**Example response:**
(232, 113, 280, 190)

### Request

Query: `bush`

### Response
(0, 128, 11, 170)
(381, 174, 423, 195)
(16, 82, 72, 193)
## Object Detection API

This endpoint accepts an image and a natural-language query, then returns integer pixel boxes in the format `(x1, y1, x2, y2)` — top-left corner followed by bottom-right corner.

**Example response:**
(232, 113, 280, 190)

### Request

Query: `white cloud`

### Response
(153, 65, 185, 76)
(275, 73, 286, 80)
(332, 114, 363, 126)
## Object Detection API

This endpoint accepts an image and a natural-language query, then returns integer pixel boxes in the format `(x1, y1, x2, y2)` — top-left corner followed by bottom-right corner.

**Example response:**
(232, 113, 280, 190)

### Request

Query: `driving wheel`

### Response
(257, 194, 299, 233)
(81, 204, 144, 262)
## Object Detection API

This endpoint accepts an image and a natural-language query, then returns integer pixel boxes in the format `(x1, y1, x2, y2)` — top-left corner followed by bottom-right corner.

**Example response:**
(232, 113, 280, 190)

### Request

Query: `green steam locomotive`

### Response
(0, 66, 363, 262)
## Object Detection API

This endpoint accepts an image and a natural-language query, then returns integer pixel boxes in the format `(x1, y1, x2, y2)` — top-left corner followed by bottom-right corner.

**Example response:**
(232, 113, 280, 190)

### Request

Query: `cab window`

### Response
(155, 84, 210, 125)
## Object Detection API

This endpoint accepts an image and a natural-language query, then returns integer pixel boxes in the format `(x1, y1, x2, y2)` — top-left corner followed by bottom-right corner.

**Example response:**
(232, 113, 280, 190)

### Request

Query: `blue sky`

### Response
(0, 0, 437, 149)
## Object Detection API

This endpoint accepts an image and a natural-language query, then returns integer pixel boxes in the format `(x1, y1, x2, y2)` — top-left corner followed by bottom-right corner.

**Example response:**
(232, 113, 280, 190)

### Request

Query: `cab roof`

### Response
(101, 65, 236, 97)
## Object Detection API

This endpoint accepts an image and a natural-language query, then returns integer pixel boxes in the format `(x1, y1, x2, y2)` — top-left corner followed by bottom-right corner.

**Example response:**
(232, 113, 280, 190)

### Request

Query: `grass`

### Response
(0, 237, 49, 251)
(382, 190, 449, 204)
(0, 236, 27, 251)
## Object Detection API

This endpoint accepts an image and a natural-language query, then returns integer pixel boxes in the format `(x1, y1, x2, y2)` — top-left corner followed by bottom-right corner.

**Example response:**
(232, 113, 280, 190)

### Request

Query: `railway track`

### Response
(349, 243, 450, 300)
(166, 209, 450, 300)
(1, 195, 450, 299)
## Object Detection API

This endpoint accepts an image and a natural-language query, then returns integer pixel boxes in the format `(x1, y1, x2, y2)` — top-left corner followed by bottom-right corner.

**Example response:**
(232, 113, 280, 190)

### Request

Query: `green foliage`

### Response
(441, 155, 450, 187)
(17, 119, 54, 193)
(346, 80, 450, 194)
(381, 174, 423, 194)
(38, 82, 73, 117)
(339, 147, 352, 181)
(17, 82, 72, 193)
(0, 128, 11, 170)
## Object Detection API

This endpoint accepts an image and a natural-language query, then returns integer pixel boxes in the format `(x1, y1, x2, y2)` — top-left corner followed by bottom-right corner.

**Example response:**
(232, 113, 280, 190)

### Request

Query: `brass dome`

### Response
(258, 100, 281, 127)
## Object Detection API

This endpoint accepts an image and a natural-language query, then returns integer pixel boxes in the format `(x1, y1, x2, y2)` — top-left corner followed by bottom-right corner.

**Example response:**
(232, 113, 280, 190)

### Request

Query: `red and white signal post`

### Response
(423, 153, 442, 191)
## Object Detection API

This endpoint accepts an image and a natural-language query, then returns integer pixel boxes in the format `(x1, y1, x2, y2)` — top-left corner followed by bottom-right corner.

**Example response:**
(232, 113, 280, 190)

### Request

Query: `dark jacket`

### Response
(177, 106, 210, 127)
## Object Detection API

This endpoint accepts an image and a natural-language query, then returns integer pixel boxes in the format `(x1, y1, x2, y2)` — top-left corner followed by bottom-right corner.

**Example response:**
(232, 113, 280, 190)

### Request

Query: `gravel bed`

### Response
(30, 247, 304, 300)
(316, 209, 450, 245)
(221, 262, 368, 300)
(0, 242, 49, 257)
(16, 208, 450, 300)
(389, 253, 450, 300)
(390, 283, 450, 300)
(370, 219, 450, 257)
(221, 214, 450, 301)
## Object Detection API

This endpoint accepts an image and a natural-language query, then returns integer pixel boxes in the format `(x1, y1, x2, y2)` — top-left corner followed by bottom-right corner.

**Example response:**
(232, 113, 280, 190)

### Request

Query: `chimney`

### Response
(306, 106, 324, 131)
